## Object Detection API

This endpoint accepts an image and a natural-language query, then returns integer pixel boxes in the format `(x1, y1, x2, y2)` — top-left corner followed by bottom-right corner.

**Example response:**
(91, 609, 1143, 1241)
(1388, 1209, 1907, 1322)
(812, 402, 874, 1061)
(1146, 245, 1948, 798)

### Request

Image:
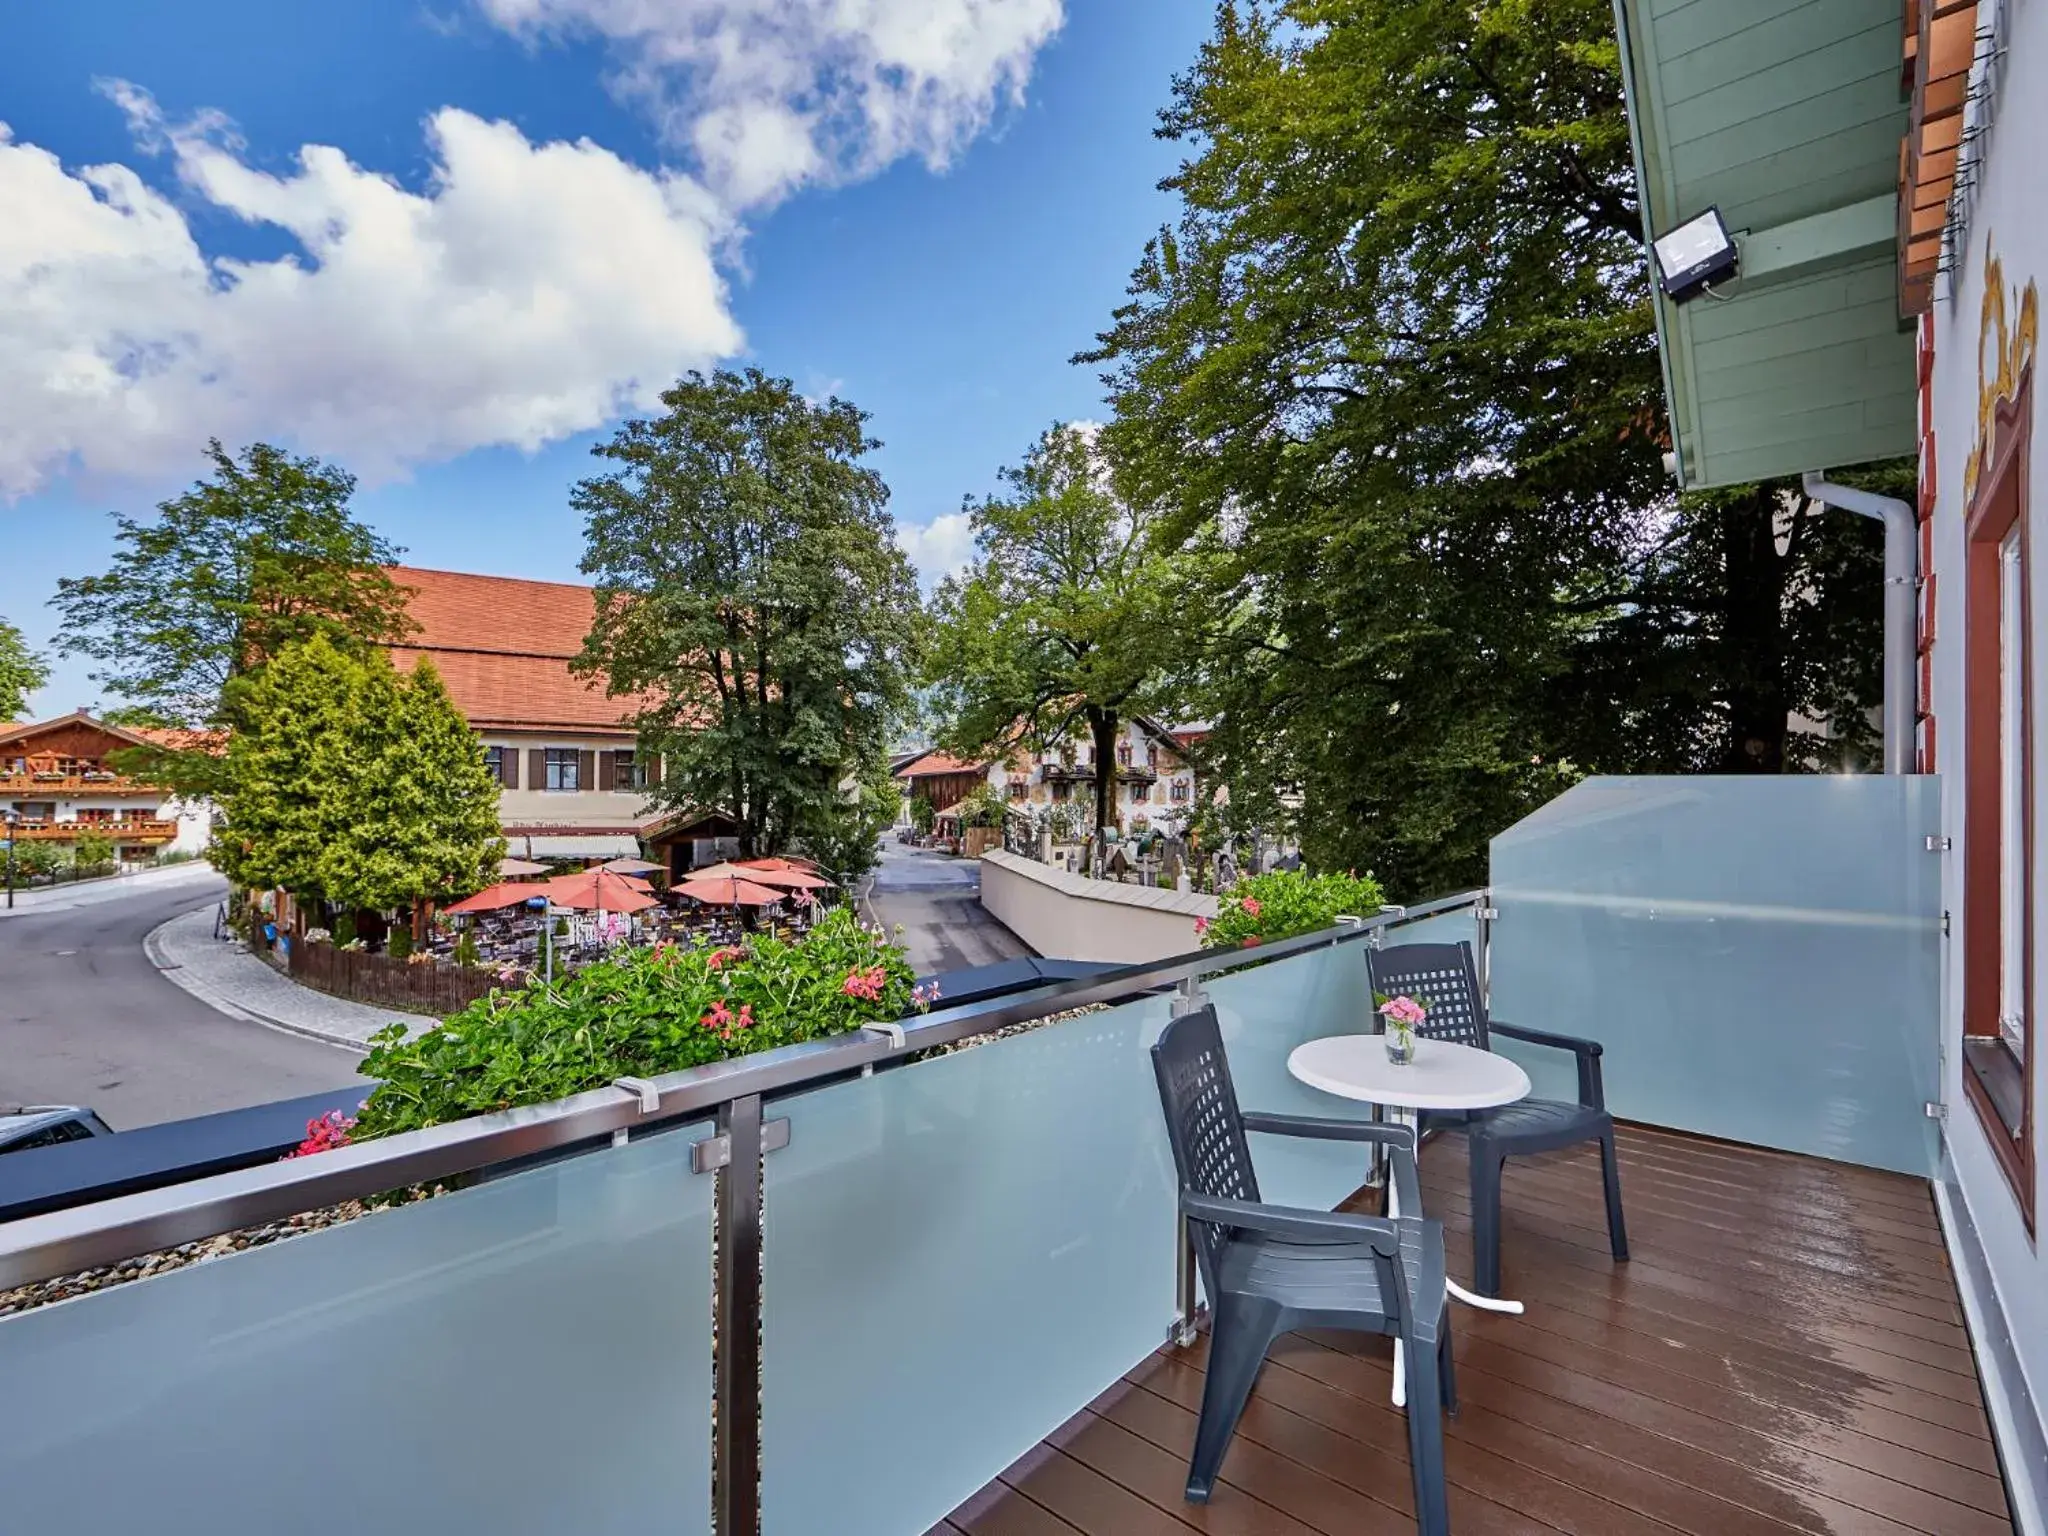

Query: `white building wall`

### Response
(484, 732, 651, 835)
(1926, 0, 2048, 1502)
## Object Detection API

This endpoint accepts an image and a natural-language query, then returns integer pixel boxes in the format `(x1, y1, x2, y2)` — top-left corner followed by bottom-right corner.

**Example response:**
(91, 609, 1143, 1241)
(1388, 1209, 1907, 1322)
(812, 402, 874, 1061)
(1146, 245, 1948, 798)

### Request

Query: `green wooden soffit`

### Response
(1613, 0, 1916, 489)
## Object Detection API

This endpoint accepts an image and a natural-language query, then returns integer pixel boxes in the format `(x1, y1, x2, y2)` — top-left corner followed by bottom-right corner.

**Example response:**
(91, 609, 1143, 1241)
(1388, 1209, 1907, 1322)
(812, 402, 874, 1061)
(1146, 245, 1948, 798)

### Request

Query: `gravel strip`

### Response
(0, 1187, 444, 1318)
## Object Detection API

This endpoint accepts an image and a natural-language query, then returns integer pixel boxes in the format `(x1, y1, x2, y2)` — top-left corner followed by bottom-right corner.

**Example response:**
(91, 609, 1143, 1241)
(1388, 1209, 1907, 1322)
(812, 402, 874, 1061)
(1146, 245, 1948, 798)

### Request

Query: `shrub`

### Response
(910, 795, 937, 834)
(1198, 869, 1387, 949)
(6, 841, 64, 883)
(387, 925, 412, 961)
(72, 828, 117, 876)
(454, 930, 480, 969)
(956, 783, 1008, 830)
(333, 911, 358, 949)
(351, 907, 922, 1140)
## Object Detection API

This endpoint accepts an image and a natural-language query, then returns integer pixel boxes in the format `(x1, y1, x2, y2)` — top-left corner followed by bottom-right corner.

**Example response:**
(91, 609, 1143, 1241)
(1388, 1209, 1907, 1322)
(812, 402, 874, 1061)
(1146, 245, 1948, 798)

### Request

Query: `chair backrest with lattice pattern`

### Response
(1151, 1005, 1259, 1289)
(1366, 941, 1487, 1048)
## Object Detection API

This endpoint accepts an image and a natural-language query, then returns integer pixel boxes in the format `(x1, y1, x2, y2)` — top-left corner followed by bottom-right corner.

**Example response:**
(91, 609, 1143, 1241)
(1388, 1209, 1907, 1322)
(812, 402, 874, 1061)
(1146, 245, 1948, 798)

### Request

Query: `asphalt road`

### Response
(863, 841, 1033, 976)
(0, 874, 362, 1130)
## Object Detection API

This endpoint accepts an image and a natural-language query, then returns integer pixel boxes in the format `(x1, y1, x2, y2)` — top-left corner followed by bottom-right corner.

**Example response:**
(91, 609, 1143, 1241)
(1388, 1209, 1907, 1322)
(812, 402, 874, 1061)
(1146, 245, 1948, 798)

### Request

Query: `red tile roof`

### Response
(387, 566, 639, 735)
(896, 751, 987, 778)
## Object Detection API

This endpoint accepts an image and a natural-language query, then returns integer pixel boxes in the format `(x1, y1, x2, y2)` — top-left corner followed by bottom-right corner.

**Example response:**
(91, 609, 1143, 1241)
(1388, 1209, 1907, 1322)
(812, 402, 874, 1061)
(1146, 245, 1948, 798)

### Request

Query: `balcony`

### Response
(0, 775, 2026, 1533)
(9, 818, 178, 843)
(0, 772, 152, 795)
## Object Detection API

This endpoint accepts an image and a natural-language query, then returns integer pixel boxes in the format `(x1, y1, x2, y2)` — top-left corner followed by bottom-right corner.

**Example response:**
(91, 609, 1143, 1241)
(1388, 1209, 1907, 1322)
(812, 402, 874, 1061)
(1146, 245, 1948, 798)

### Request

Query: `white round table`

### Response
(1286, 1034, 1533, 1407)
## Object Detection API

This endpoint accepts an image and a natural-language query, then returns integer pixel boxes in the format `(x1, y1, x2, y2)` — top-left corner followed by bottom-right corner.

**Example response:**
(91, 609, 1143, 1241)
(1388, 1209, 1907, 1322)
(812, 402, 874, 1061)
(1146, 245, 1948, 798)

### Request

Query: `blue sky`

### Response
(0, 0, 1212, 718)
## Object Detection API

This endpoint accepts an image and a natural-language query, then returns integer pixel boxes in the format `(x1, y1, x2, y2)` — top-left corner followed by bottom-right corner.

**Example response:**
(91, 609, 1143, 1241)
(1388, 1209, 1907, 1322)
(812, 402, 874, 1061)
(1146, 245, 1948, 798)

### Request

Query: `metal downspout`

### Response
(1802, 471, 1918, 775)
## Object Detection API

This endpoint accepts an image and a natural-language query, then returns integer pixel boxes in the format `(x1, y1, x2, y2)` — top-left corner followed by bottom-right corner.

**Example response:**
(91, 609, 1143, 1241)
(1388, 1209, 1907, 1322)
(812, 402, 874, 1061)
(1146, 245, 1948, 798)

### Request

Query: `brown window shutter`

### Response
(598, 750, 616, 791)
(527, 748, 544, 789)
(579, 749, 596, 790)
(501, 748, 519, 789)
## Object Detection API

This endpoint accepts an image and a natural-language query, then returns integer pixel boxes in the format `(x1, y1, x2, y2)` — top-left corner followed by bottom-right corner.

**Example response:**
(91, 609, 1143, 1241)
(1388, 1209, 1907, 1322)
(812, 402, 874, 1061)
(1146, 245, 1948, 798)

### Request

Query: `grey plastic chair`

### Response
(1365, 940, 1627, 1296)
(1151, 1005, 1454, 1534)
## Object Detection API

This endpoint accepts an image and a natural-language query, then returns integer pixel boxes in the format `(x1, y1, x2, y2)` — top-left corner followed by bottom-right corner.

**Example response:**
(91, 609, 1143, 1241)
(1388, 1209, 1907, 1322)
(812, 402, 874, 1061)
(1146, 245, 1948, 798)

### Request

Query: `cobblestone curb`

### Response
(145, 904, 433, 1052)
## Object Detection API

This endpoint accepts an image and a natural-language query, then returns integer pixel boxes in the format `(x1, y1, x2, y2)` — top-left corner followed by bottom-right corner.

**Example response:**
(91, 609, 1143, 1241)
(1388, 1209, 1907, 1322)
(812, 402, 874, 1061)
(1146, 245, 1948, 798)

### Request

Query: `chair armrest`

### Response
(1181, 1191, 1402, 1257)
(1489, 1019, 1606, 1109)
(1240, 1112, 1420, 1212)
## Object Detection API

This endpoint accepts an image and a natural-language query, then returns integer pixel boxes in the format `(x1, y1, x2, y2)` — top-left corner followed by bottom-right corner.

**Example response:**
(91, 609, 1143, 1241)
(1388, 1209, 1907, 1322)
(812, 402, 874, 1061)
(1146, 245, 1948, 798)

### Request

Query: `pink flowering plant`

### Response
(285, 1109, 357, 1158)
(351, 906, 918, 1140)
(1197, 869, 1388, 950)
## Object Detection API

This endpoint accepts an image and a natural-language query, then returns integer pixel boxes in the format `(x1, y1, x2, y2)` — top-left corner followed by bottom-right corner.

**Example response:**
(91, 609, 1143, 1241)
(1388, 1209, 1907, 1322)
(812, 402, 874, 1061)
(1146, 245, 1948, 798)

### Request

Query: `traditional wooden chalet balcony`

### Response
(1040, 761, 1159, 785)
(10, 818, 177, 843)
(0, 772, 153, 795)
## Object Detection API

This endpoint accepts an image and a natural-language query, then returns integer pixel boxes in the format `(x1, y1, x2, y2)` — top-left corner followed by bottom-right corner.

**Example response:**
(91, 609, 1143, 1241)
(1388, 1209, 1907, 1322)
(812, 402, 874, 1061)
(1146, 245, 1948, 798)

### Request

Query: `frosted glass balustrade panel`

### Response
(1489, 776, 1942, 1175)
(0, 1126, 715, 1534)
(760, 991, 1179, 1536)
(1201, 939, 1387, 1211)
(1383, 903, 1477, 952)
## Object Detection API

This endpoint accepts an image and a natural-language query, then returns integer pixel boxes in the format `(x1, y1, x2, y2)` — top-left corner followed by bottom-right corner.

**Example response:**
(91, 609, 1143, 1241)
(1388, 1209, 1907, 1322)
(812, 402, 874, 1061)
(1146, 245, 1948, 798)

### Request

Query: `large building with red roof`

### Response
(387, 566, 731, 866)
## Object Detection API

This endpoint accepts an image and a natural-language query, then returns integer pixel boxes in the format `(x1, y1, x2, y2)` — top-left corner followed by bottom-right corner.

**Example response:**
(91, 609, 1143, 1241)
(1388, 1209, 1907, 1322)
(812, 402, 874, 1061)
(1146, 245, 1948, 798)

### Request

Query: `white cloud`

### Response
(475, 0, 1067, 209)
(0, 86, 742, 497)
(896, 508, 977, 587)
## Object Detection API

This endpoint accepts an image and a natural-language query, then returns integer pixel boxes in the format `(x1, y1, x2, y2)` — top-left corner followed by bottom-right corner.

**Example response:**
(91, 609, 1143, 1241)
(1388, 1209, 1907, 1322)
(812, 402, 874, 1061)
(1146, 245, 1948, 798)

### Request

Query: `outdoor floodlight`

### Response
(1652, 206, 1737, 302)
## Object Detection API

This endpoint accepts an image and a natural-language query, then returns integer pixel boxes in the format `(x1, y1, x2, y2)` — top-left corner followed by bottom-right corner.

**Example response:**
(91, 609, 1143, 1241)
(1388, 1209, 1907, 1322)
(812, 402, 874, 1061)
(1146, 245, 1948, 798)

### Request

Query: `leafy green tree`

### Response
(926, 424, 1184, 844)
(1085, 0, 1886, 894)
(52, 439, 414, 795)
(0, 617, 49, 722)
(317, 658, 505, 914)
(209, 634, 363, 900)
(575, 369, 922, 865)
(795, 759, 901, 885)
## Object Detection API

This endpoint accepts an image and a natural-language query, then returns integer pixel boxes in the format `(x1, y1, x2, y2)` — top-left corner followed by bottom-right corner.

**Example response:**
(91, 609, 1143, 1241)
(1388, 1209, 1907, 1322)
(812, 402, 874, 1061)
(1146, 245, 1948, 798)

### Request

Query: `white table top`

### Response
(1287, 1034, 1532, 1111)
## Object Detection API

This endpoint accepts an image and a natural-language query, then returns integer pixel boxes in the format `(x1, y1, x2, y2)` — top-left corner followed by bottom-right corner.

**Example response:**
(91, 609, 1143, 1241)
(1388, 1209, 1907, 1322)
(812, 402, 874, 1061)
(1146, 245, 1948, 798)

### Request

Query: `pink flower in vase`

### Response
(1378, 995, 1428, 1028)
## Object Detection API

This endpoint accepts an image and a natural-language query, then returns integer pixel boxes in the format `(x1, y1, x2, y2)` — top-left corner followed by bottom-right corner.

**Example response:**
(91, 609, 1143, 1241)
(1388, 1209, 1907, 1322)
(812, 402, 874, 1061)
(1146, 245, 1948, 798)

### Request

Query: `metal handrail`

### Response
(0, 889, 1486, 1289)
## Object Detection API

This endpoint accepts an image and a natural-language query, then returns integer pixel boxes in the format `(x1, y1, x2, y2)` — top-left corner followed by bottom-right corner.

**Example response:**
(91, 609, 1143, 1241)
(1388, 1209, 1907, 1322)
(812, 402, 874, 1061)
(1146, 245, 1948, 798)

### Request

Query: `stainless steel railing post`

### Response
(714, 1093, 764, 1535)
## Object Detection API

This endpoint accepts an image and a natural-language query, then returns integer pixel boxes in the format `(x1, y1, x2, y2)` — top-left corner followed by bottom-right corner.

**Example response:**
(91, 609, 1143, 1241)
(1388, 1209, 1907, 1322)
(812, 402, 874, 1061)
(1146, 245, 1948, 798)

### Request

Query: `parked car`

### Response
(0, 1105, 114, 1155)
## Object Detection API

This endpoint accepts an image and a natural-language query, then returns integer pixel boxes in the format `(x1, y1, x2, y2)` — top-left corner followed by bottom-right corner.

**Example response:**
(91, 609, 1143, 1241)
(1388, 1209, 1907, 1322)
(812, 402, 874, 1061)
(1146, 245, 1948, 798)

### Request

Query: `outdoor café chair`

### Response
(1365, 940, 1628, 1296)
(1151, 1005, 1454, 1534)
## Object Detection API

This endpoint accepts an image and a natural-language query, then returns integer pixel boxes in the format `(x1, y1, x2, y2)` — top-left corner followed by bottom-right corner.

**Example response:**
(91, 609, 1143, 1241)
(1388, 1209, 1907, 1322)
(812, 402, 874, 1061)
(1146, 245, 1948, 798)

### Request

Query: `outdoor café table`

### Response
(1286, 1034, 1532, 1406)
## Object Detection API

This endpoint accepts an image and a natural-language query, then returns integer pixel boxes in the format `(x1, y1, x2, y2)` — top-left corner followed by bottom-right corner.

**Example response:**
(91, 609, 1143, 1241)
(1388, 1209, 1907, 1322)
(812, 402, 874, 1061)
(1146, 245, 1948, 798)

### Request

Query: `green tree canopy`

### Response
(212, 638, 500, 911)
(1085, 0, 1885, 894)
(0, 616, 49, 722)
(52, 439, 415, 794)
(210, 634, 363, 900)
(575, 368, 922, 875)
(317, 658, 505, 912)
(925, 424, 1185, 843)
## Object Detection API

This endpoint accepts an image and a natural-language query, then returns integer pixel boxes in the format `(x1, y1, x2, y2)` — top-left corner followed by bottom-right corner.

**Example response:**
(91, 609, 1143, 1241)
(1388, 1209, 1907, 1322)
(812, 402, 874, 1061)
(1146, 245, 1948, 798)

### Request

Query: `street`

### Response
(863, 840, 1032, 976)
(0, 872, 362, 1130)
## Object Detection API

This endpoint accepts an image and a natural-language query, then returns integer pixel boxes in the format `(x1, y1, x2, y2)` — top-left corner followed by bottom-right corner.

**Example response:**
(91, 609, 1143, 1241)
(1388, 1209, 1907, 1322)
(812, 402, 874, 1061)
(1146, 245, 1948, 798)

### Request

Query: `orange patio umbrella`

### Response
(445, 882, 549, 914)
(675, 873, 786, 907)
(540, 868, 660, 914)
(737, 866, 835, 891)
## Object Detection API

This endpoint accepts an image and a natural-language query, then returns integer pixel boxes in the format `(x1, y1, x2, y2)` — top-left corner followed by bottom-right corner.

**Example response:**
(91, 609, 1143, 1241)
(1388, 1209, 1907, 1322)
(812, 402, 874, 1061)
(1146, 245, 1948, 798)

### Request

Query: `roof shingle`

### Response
(387, 566, 638, 735)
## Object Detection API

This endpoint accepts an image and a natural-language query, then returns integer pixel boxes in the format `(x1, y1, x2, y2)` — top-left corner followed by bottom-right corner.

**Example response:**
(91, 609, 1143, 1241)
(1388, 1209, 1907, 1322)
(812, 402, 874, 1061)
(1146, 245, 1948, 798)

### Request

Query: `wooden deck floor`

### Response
(930, 1125, 2013, 1536)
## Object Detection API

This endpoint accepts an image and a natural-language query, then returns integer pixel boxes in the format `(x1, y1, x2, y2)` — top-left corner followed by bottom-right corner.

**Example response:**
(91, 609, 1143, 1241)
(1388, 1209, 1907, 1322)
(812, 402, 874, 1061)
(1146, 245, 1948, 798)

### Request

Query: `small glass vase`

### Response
(1385, 1026, 1416, 1066)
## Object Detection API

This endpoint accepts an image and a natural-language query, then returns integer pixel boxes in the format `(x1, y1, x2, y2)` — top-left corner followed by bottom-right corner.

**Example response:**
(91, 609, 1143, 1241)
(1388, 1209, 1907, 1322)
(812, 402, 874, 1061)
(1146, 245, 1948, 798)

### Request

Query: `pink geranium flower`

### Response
(1240, 896, 1262, 918)
(1193, 916, 1209, 937)
(285, 1110, 356, 1159)
(841, 965, 888, 1002)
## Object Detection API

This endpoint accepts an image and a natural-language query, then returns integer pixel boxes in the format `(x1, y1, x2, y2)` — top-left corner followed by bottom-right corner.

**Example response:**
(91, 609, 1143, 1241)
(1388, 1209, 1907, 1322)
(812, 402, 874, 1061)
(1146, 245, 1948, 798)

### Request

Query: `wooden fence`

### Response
(286, 939, 502, 1018)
